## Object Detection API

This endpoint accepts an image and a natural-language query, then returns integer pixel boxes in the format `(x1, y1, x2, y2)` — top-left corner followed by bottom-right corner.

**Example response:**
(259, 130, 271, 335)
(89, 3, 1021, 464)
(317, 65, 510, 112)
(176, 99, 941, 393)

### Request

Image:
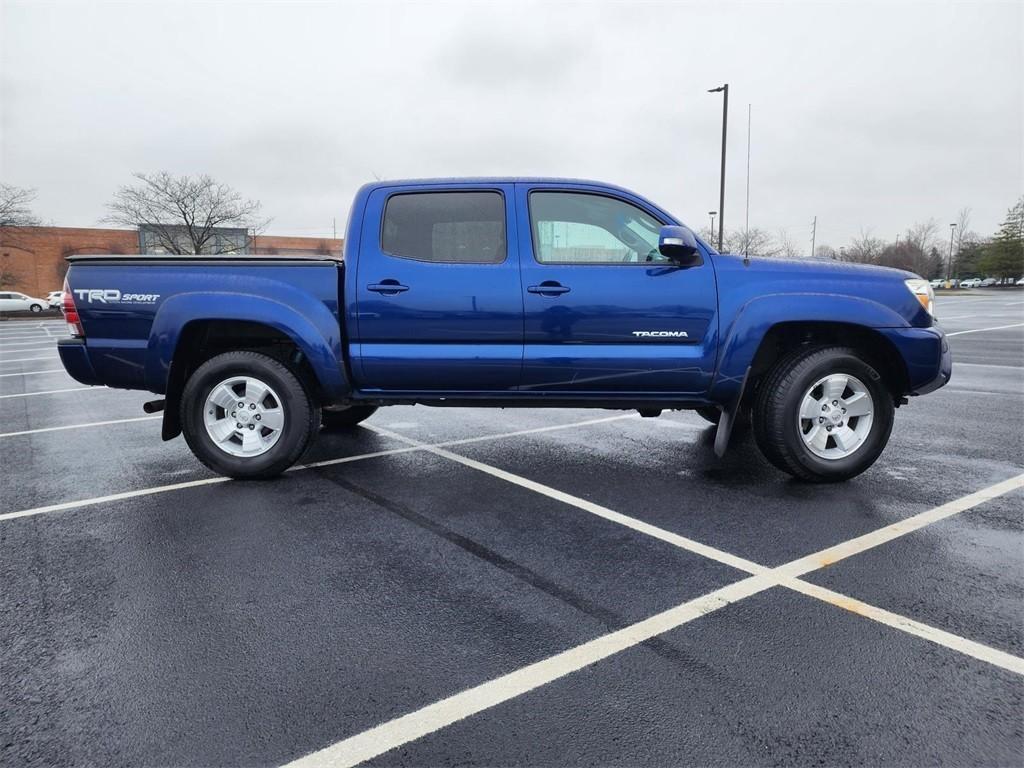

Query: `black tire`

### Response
(752, 346, 894, 483)
(321, 405, 378, 431)
(29, 304, 43, 313)
(180, 351, 320, 479)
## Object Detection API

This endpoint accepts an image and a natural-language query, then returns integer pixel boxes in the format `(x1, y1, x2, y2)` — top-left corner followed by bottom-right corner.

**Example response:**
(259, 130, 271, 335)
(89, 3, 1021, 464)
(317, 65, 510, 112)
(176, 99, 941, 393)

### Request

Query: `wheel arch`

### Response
(154, 309, 347, 441)
(743, 321, 911, 405)
(710, 293, 913, 406)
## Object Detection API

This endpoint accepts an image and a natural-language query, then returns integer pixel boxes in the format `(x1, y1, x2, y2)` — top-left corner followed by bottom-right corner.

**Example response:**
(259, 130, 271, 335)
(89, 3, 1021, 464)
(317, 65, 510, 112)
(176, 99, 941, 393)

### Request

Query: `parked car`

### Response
(1016, 277, 1024, 286)
(979, 277, 998, 287)
(0, 291, 48, 312)
(58, 177, 951, 484)
(959, 278, 983, 288)
(47, 290, 64, 308)
(929, 279, 945, 288)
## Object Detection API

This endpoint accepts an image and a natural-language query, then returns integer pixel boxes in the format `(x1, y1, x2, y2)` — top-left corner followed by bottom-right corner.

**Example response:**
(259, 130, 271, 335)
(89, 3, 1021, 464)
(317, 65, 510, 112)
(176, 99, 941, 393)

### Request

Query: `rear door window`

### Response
(381, 191, 506, 264)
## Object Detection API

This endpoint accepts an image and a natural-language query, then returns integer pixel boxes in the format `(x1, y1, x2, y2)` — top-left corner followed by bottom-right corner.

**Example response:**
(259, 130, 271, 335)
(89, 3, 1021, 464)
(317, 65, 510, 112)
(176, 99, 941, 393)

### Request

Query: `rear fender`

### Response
(710, 293, 909, 403)
(146, 290, 349, 403)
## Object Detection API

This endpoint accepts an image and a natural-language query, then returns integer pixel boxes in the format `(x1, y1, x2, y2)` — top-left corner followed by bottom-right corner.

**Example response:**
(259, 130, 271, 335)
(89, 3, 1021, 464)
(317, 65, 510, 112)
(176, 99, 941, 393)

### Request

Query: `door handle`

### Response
(527, 281, 571, 296)
(367, 280, 409, 295)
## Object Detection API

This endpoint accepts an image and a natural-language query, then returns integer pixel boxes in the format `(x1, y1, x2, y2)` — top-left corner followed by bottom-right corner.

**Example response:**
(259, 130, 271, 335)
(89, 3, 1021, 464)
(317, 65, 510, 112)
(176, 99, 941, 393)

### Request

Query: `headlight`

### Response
(904, 278, 934, 316)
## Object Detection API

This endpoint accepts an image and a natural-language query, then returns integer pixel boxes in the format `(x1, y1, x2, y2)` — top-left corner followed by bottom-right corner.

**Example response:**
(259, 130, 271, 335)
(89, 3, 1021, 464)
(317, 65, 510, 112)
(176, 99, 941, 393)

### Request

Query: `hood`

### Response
(715, 253, 918, 281)
(709, 252, 932, 328)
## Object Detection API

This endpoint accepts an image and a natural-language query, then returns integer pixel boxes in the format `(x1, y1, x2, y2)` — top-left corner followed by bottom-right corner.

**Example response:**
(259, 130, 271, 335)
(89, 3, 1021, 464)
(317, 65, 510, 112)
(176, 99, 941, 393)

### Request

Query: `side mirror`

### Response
(658, 225, 702, 267)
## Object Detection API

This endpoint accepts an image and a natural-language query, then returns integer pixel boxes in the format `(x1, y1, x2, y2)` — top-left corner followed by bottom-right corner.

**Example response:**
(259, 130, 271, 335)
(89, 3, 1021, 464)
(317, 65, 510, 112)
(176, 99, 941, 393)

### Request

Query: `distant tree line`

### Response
(3, 175, 1023, 287)
(699, 198, 1023, 283)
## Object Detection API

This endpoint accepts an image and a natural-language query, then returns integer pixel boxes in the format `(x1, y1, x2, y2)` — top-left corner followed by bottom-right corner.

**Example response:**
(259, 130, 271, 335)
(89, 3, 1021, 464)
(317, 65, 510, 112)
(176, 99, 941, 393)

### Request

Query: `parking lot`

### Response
(1, 292, 1022, 767)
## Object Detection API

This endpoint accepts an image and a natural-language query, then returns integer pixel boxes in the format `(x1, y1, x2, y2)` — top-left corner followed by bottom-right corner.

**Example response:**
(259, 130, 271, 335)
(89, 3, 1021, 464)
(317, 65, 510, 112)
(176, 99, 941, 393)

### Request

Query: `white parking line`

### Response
(285, 440, 1024, 768)
(946, 322, 1024, 337)
(0, 339, 59, 348)
(942, 388, 1020, 397)
(368, 424, 766, 576)
(0, 344, 55, 354)
(367, 424, 1024, 667)
(954, 362, 1024, 370)
(0, 415, 161, 439)
(0, 414, 635, 522)
(285, 575, 772, 768)
(779, 578, 1024, 674)
(0, 368, 66, 378)
(0, 355, 60, 364)
(0, 326, 64, 335)
(0, 386, 92, 400)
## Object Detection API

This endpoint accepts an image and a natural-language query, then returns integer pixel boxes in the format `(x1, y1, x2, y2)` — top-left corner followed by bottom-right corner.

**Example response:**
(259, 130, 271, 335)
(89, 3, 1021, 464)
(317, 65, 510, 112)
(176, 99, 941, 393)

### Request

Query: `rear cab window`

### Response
(381, 191, 506, 264)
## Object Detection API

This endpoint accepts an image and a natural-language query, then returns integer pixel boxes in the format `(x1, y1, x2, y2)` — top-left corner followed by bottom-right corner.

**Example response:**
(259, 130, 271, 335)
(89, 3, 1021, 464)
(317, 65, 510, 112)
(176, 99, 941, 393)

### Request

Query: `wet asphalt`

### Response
(1, 292, 1022, 767)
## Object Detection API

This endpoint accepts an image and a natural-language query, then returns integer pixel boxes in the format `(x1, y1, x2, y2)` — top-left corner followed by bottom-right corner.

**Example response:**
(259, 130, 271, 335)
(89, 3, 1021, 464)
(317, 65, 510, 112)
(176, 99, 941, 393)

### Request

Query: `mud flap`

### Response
(713, 365, 751, 458)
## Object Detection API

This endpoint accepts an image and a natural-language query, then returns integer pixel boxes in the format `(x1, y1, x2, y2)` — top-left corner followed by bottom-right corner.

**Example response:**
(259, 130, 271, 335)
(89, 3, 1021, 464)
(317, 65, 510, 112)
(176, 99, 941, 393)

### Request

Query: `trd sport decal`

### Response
(73, 289, 160, 304)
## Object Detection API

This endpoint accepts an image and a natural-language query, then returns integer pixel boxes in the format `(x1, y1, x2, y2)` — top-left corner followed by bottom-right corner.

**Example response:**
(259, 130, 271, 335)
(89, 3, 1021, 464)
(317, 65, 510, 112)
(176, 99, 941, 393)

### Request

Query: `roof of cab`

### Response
(359, 177, 635, 193)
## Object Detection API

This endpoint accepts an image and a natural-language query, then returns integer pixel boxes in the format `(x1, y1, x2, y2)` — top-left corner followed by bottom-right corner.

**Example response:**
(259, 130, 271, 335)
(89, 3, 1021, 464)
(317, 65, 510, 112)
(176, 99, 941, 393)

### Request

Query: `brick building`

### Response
(0, 226, 343, 298)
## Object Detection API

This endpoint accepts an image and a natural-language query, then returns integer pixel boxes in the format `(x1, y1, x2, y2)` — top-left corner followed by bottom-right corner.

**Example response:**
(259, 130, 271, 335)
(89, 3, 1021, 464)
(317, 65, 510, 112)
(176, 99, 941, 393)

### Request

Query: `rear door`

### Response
(516, 184, 718, 394)
(353, 184, 523, 392)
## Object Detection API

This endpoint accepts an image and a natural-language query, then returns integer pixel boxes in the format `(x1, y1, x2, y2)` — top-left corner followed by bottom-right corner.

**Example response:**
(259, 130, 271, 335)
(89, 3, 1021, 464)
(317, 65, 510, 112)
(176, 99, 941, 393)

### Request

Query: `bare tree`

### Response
(0, 183, 41, 228)
(903, 219, 939, 255)
(813, 244, 838, 260)
(775, 229, 802, 259)
(0, 184, 41, 288)
(955, 207, 972, 253)
(104, 172, 266, 254)
(842, 229, 885, 264)
(724, 227, 781, 257)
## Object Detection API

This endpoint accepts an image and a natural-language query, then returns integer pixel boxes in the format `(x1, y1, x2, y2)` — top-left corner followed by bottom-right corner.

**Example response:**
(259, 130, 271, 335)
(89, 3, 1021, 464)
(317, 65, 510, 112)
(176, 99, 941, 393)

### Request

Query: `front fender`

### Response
(709, 292, 910, 403)
(145, 290, 349, 402)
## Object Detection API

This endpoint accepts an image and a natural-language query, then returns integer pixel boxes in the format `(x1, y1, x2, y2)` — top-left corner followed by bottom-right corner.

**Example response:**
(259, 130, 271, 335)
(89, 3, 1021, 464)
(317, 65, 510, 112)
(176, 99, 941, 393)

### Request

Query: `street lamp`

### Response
(708, 211, 717, 243)
(946, 223, 957, 285)
(708, 83, 729, 252)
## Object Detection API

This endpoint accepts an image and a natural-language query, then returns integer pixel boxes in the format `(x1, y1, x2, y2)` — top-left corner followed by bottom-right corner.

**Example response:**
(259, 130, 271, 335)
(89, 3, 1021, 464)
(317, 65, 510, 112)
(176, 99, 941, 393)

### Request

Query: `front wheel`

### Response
(753, 346, 894, 483)
(180, 351, 320, 479)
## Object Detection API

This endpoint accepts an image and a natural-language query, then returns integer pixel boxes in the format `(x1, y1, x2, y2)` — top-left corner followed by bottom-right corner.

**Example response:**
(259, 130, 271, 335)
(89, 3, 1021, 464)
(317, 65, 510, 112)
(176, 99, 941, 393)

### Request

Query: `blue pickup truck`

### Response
(58, 178, 951, 482)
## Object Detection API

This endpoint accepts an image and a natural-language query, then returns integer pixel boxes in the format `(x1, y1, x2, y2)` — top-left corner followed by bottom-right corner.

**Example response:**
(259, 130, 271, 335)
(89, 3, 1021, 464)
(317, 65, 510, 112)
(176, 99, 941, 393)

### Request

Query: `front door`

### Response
(517, 185, 718, 394)
(353, 184, 524, 393)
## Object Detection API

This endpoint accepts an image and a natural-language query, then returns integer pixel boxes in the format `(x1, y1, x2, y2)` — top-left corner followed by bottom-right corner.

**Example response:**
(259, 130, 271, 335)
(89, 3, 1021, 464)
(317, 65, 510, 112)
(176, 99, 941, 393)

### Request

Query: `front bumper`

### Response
(879, 326, 951, 396)
(57, 339, 102, 386)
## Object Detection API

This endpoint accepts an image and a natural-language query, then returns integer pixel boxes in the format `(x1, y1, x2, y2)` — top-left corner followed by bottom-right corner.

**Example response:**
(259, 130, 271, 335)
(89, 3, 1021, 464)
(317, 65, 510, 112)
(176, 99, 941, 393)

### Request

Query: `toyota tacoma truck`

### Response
(58, 178, 951, 482)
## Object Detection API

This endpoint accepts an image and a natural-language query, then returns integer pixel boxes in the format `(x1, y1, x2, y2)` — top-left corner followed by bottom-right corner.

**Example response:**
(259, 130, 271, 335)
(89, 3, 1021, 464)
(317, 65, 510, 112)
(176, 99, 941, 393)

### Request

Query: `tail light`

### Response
(62, 278, 84, 337)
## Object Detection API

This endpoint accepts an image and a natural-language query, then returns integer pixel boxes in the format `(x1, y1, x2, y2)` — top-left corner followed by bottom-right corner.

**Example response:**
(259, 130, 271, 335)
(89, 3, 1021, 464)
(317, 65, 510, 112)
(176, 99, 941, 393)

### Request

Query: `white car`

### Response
(1016, 277, 1024, 286)
(979, 277, 998, 287)
(929, 278, 945, 288)
(46, 290, 64, 308)
(0, 291, 48, 312)
(959, 278, 983, 289)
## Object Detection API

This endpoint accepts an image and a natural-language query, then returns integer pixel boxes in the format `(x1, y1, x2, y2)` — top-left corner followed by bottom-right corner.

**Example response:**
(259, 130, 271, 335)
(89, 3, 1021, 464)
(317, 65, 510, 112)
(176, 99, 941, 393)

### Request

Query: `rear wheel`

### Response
(321, 405, 378, 431)
(180, 351, 320, 479)
(29, 304, 43, 313)
(752, 346, 894, 482)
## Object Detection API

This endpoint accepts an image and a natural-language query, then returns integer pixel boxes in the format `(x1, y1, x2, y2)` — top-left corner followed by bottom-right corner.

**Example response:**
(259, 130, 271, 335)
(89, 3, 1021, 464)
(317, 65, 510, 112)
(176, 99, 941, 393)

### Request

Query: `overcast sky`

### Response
(2, 0, 1021, 251)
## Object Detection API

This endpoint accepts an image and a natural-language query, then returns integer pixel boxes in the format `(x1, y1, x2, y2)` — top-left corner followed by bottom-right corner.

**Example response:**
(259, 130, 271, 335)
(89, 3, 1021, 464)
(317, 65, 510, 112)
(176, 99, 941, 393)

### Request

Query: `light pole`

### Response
(945, 223, 957, 285)
(709, 211, 717, 243)
(708, 83, 729, 252)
